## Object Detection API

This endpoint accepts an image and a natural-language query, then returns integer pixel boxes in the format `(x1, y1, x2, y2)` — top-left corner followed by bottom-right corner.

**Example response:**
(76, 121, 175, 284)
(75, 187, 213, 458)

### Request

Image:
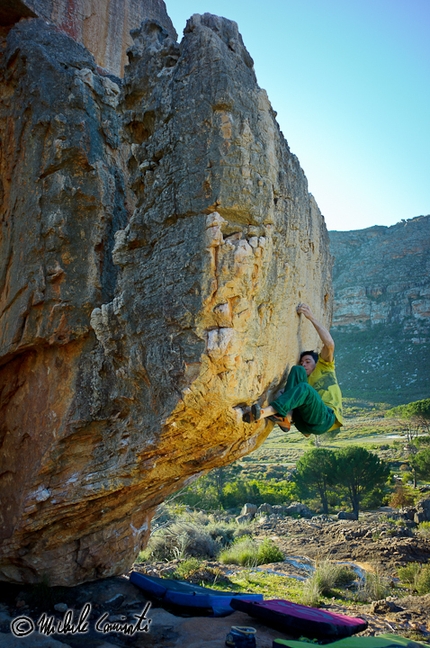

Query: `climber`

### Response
(243, 302, 343, 437)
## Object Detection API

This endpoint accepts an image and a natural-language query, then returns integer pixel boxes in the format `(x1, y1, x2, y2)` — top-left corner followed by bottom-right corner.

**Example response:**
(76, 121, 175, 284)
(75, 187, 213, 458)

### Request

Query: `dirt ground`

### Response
(253, 511, 430, 573)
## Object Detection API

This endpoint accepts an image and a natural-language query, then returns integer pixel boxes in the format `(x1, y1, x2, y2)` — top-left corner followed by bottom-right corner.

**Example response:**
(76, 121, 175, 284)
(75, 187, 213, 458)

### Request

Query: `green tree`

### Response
(174, 465, 243, 510)
(410, 448, 430, 483)
(386, 399, 430, 441)
(209, 467, 230, 501)
(254, 479, 298, 506)
(221, 478, 297, 508)
(335, 446, 390, 519)
(174, 475, 221, 510)
(295, 448, 337, 514)
(222, 479, 260, 508)
(415, 435, 430, 448)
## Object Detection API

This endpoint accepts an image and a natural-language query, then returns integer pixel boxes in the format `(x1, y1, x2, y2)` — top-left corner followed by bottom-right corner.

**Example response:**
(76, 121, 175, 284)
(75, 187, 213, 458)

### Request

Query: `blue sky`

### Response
(165, 0, 429, 231)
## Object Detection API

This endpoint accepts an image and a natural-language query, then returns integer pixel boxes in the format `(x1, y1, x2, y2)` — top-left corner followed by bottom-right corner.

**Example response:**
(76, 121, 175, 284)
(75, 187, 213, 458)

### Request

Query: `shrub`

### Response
(389, 484, 416, 508)
(361, 486, 387, 510)
(222, 478, 297, 508)
(394, 517, 406, 527)
(219, 537, 283, 567)
(219, 537, 258, 567)
(172, 558, 203, 580)
(233, 524, 255, 540)
(173, 480, 222, 510)
(174, 470, 299, 511)
(416, 565, 430, 595)
(206, 521, 237, 547)
(356, 570, 390, 602)
(310, 561, 355, 595)
(398, 562, 430, 594)
(301, 575, 322, 607)
(416, 435, 430, 447)
(139, 520, 218, 561)
(401, 472, 414, 485)
(301, 561, 356, 606)
(255, 538, 284, 564)
(417, 521, 430, 537)
(138, 509, 258, 563)
(334, 566, 358, 587)
(171, 558, 231, 588)
(398, 562, 421, 588)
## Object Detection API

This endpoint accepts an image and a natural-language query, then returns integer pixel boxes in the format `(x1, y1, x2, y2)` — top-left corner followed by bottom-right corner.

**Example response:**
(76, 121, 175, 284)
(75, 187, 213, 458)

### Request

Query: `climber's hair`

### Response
(299, 350, 319, 364)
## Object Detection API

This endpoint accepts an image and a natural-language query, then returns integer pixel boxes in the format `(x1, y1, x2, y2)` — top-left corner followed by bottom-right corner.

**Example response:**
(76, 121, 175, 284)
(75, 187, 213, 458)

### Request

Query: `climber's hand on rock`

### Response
(297, 302, 313, 320)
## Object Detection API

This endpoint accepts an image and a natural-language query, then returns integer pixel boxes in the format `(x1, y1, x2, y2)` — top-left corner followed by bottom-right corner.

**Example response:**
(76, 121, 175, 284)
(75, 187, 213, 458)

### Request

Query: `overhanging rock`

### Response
(0, 13, 332, 585)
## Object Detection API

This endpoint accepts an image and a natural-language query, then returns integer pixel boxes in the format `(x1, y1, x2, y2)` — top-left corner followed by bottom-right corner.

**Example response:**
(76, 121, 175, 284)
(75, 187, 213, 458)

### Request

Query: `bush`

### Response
(138, 510, 258, 563)
(417, 521, 430, 537)
(389, 484, 416, 508)
(219, 537, 283, 567)
(139, 520, 218, 561)
(361, 486, 387, 510)
(255, 538, 284, 564)
(174, 481, 222, 511)
(416, 565, 430, 594)
(301, 561, 356, 606)
(398, 562, 430, 594)
(416, 435, 430, 447)
(398, 562, 421, 588)
(401, 471, 414, 485)
(301, 576, 322, 607)
(172, 558, 203, 580)
(171, 558, 231, 587)
(222, 478, 297, 508)
(356, 570, 390, 602)
(206, 521, 237, 547)
(303, 561, 356, 602)
(219, 538, 258, 567)
(174, 472, 298, 511)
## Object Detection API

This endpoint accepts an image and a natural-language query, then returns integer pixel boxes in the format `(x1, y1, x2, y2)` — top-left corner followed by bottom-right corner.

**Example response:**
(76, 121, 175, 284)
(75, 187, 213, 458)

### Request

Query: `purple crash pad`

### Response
(231, 598, 368, 638)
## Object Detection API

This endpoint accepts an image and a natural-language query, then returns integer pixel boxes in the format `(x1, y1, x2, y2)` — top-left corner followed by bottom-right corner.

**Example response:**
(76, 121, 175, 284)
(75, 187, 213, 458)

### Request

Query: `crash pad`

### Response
(129, 571, 263, 616)
(273, 632, 429, 647)
(231, 598, 367, 638)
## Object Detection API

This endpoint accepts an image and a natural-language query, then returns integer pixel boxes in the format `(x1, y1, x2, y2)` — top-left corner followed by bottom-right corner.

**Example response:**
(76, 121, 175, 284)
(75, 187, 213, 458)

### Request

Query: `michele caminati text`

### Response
(10, 602, 152, 638)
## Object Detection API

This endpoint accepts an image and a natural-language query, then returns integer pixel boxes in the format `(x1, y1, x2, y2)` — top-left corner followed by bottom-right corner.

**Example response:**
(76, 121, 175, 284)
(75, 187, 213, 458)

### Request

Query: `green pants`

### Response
(270, 365, 335, 436)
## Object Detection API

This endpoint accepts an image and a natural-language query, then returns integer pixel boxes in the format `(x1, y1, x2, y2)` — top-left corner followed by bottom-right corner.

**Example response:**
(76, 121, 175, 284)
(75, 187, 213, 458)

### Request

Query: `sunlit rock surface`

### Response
(0, 12, 332, 585)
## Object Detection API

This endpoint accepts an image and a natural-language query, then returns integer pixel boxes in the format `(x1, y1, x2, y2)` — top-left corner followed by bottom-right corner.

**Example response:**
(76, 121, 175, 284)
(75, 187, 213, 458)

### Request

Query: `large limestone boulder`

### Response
(0, 13, 332, 585)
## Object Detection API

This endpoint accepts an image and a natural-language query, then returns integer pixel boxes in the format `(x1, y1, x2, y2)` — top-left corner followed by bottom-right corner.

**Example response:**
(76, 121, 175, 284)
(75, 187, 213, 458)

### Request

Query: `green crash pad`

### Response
(273, 633, 429, 647)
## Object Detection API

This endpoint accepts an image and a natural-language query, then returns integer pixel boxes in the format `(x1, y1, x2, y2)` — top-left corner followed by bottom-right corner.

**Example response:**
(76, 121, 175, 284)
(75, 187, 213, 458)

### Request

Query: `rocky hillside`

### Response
(330, 216, 430, 405)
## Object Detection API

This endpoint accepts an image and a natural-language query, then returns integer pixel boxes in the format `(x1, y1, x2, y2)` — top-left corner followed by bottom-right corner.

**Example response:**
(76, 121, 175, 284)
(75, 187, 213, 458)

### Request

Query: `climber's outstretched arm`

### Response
(297, 303, 334, 363)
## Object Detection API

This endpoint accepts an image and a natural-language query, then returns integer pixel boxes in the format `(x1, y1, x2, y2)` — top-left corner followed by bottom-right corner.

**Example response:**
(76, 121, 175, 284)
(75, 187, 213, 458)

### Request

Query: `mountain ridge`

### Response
(329, 215, 430, 405)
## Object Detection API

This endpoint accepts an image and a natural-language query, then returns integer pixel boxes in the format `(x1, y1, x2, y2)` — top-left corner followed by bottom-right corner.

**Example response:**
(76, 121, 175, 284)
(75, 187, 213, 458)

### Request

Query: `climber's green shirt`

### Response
(307, 357, 343, 431)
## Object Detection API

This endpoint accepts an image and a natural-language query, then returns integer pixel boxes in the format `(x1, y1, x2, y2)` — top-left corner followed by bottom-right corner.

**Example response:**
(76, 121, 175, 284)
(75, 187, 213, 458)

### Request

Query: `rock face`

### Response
(330, 216, 430, 404)
(0, 0, 177, 76)
(0, 13, 332, 585)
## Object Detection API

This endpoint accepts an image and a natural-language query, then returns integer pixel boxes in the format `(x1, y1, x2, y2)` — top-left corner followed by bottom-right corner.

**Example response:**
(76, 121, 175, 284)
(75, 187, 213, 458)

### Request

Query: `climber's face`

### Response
(300, 354, 316, 376)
